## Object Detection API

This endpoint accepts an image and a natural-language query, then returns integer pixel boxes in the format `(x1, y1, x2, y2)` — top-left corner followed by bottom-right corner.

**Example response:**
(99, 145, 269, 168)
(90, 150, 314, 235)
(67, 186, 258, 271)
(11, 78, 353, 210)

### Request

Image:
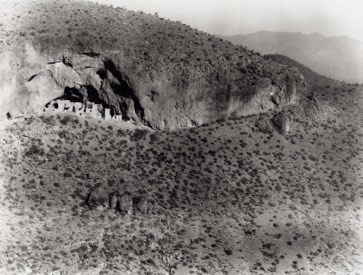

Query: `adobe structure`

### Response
(43, 99, 123, 121)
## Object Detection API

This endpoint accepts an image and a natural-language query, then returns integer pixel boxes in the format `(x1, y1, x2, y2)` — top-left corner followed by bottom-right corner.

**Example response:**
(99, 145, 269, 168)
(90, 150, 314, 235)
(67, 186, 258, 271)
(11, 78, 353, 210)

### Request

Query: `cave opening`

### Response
(45, 85, 109, 113)
(49, 86, 109, 107)
(44, 60, 148, 124)
(63, 87, 85, 102)
(119, 102, 130, 121)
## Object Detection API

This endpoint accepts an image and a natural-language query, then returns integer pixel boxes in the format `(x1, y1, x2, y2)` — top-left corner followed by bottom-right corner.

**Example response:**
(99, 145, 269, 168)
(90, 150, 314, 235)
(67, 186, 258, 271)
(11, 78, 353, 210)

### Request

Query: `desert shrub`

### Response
(130, 129, 148, 142)
(24, 144, 45, 157)
(59, 115, 72, 125)
(149, 133, 159, 143)
(39, 115, 56, 125)
(308, 155, 319, 162)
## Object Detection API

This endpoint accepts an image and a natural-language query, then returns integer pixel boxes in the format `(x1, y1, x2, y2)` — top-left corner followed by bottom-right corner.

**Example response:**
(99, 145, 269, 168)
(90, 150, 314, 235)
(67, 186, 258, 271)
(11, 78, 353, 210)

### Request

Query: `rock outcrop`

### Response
(255, 115, 275, 134)
(86, 187, 110, 208)
(0, 0, 311, 130)
(272, 111, 294, 135)
(117, 193, 133, 214)
(87, 188, 148, 215)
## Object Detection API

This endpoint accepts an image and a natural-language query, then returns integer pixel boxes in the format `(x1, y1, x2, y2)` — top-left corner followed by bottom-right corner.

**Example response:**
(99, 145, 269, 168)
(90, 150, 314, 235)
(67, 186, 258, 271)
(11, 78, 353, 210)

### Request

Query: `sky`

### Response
(88, 0, 363, 41)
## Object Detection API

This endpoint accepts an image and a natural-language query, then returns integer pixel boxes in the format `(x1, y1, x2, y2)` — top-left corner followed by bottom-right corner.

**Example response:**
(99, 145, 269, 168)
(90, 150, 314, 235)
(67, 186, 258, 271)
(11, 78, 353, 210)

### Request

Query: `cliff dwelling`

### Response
(43, 86, 123, 121)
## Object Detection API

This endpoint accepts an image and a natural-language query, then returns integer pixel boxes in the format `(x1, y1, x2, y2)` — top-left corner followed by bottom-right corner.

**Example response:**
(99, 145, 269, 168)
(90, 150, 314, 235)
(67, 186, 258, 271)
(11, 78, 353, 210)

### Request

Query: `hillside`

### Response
(0, 0, 309, 130)
(221, 31, 363, 84)
(264, 54, 341, 91)
(0, 1, 362, 275)
(0, 82, 362, 275)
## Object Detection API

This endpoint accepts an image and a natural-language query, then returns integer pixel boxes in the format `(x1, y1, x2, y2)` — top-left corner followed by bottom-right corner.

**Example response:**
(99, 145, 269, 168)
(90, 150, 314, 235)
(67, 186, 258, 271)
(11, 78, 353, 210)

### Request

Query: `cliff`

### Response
(0, 0, 309, 130)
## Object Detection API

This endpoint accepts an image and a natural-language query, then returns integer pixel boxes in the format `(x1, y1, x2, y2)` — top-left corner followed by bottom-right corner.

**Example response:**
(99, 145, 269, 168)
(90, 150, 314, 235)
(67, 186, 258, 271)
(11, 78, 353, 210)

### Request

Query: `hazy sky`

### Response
(89, 0, 363, 41)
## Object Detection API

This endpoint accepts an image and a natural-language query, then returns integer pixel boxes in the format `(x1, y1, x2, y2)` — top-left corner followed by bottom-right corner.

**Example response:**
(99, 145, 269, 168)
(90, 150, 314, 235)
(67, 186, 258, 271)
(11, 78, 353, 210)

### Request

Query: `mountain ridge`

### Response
(221, 31, 363, 83)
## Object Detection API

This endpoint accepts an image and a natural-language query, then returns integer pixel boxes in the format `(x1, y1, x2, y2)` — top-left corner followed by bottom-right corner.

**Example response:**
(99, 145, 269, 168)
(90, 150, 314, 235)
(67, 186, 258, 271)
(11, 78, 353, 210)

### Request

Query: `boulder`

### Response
(109, 194, 118, 210)
(86, 187, 109, 208)
(272, 111, 293, 135)
(133, 195, 149, 213)
(255, 115, 274, 133)
(117, 192, 133, 214)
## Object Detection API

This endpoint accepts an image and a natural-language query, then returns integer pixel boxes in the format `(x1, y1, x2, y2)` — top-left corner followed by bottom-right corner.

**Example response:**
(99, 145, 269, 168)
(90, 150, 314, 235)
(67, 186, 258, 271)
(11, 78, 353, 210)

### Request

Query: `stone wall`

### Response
(43, 99, 123, 121)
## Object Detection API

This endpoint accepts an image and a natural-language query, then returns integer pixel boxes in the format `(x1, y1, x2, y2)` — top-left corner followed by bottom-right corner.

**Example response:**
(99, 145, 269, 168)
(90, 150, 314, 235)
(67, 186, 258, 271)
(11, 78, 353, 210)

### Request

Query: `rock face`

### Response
(0, 0, 310, 130)
(1, 43, 308, 130)
(272, 111, 294, 135)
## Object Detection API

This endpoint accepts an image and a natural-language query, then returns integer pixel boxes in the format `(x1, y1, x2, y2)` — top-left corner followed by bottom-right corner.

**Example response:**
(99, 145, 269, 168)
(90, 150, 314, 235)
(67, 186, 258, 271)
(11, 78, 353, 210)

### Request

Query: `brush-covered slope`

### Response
(264, 54, 340, 91)
(0, 82, 362, 275)
(0, 0, 309, 129)
(222, 31, 363, 84)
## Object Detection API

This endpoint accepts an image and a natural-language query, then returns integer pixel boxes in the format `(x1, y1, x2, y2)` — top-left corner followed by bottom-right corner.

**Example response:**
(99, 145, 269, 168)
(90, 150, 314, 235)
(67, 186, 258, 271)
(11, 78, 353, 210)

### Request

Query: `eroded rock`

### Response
(0, 42, 309, 130)
(86, 188, 150, 215)
(86, 187, 109, 208)
(133, 195, 149, 213)
(272, 111, 294, 135)
(255, 115, 274, 134)
(117, 192, 133, 214)
(109, 194, 118, 210)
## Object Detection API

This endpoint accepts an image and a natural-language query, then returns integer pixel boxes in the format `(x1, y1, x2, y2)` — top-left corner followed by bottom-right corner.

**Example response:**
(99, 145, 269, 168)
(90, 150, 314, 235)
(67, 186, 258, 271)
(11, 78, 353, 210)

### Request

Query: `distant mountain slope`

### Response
(222, 31, 363, 83)
(0, 1, 312, 130)
(264, 54, 339, 90)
